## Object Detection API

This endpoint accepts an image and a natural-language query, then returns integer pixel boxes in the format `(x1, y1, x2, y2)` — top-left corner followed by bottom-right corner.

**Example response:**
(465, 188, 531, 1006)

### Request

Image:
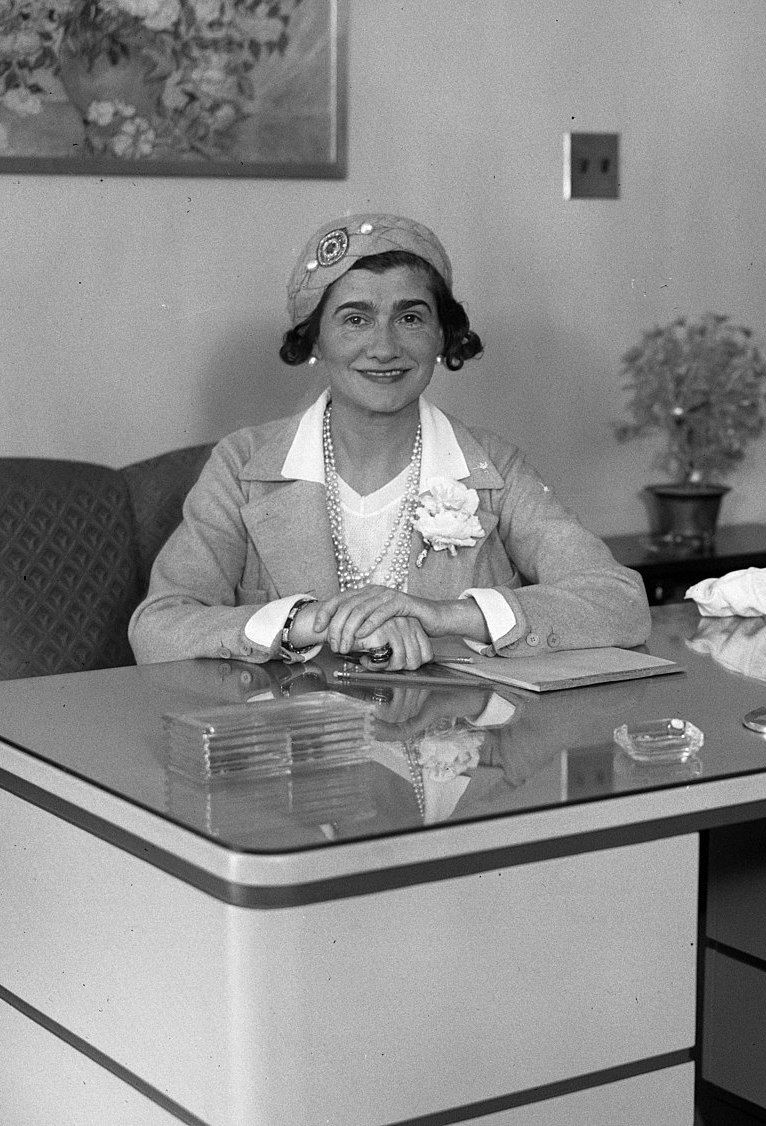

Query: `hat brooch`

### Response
(316, 228, 349, 267)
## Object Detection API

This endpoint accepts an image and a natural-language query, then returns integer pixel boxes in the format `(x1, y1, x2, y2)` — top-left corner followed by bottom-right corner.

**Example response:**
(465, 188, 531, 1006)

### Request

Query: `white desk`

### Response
(3, 604, 766, 1125)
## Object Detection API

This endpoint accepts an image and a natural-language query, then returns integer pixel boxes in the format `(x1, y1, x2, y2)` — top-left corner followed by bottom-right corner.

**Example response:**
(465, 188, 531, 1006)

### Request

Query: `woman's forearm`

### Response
(419, 596, 491, 643)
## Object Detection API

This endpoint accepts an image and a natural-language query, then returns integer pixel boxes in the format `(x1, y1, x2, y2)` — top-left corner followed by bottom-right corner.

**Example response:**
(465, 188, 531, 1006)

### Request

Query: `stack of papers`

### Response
(163, 691, 374, 782)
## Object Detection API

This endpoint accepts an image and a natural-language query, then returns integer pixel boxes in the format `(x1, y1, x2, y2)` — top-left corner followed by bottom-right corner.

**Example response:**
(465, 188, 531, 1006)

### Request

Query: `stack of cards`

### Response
(163, 691, 374, 783)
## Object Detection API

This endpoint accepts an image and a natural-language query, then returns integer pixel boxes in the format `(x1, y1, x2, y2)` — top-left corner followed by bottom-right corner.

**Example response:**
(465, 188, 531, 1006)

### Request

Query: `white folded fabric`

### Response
(685, 567, 766, 617)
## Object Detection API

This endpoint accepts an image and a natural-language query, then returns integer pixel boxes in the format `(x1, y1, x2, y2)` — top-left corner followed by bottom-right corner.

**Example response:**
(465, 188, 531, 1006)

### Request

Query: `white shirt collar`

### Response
(279, 389, 470, 485)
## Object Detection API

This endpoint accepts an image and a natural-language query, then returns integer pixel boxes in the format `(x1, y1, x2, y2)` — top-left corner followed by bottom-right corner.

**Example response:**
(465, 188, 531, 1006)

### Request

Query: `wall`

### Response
(2, 0, 766, 535)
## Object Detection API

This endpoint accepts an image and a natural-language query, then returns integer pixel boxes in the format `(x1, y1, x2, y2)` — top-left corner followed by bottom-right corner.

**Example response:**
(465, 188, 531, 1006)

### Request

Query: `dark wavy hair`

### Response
(279, 250, 483, 371)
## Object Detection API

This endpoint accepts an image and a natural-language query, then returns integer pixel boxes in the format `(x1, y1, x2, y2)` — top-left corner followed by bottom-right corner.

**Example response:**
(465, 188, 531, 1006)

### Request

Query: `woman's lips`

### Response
(357, 368, 409, 382)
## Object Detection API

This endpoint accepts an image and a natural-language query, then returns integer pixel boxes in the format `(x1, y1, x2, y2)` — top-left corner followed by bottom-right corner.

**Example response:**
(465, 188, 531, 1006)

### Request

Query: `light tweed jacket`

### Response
(128, 410, 650, 665)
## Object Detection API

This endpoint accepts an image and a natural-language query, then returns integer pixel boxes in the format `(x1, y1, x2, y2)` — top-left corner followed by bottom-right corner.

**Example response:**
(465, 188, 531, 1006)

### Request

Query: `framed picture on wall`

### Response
(0, 0, 346, 178)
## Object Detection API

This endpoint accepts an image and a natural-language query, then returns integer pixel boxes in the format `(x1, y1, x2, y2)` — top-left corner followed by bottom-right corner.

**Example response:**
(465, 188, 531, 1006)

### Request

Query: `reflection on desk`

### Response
(5, 605, 766, 856)
(686, 614, 766, 682)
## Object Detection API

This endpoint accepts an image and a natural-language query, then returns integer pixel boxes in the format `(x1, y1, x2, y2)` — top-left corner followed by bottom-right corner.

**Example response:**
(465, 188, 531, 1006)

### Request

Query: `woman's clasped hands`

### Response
(291, 586, 444, 670)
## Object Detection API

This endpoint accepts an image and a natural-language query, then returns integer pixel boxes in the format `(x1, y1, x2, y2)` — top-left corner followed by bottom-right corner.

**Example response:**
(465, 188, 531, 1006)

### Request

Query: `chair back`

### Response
(0, 444, 213, 680)
(123, 443, 213, 595)
(0, 459, 139, 679)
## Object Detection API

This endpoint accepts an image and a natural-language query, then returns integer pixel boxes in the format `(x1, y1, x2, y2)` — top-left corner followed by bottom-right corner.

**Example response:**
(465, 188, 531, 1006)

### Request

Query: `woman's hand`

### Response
(369, 685, 434, 728)
(312, 586, 445, 653)
(312, 585, 492, 652)
(354, 616, 434, 671)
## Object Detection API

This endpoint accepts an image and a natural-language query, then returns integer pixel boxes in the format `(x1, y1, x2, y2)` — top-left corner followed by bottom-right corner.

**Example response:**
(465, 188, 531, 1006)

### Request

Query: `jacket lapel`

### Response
(408, 420, 504, 599)
(238, 413, 339, 599)
(241, 481, 340, 598)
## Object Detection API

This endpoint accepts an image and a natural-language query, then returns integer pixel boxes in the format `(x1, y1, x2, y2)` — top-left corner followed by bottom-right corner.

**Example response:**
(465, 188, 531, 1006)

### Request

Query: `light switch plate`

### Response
(564, 132, 620, 199)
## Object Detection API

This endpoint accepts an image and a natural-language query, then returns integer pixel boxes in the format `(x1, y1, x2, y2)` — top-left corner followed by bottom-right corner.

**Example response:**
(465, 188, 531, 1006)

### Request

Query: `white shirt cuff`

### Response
(244, 595, 323, 663)
(466, 691, 518, 728)
(459, 588, 517, 654)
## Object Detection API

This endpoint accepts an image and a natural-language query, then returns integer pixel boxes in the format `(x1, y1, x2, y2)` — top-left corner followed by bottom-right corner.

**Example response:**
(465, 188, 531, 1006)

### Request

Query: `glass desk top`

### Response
(3, 603, 766, 854)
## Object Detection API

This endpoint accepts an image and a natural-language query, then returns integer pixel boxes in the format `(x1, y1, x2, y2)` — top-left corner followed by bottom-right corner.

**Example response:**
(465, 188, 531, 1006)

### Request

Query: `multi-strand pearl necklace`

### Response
(322, 402, 422, 591)
(404, 741, 426, 821)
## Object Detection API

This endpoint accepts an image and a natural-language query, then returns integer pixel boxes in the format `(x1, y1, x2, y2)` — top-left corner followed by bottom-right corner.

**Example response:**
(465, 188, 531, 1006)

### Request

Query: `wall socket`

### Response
(563, 132, 620, 199)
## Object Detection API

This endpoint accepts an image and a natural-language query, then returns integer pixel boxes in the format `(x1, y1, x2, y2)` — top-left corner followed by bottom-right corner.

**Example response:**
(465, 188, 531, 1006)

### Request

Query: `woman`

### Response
(129, 213, 650, 670)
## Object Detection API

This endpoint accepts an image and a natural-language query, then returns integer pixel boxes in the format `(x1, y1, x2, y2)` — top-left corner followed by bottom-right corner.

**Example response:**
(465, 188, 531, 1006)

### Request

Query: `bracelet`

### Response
(280, 597, 318, 662)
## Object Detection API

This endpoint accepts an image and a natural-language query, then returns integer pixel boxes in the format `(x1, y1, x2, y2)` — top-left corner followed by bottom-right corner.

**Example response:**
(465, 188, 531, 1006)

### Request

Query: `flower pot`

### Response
(645, 483, 730, 548)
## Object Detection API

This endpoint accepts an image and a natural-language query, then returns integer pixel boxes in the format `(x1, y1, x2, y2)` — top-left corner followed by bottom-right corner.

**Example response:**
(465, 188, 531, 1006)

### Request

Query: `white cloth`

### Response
(685, 568, 766, 617)
(244, 392, 517, 656)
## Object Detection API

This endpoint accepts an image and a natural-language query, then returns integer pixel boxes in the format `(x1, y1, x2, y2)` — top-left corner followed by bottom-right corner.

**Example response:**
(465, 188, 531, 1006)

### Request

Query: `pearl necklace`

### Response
(322, 402, 422, 591)
(404, 741, 425, 821)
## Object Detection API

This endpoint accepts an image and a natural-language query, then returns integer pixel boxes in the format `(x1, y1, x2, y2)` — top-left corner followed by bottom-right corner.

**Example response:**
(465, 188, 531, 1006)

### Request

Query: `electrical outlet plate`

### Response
(563, 132, 620, 200)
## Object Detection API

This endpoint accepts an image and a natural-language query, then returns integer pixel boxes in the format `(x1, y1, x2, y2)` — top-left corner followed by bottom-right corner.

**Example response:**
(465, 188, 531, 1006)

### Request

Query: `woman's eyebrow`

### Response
(392, 298, 433, 312)
(332, 300, 377, 314)
(331, 298, 433, 314)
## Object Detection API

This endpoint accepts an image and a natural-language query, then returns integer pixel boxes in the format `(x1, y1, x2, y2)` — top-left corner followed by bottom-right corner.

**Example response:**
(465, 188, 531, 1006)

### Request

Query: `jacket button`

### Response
(525, 632, 540, 647)
(218, 645, 232, 659)
(547, 632, 561, 648)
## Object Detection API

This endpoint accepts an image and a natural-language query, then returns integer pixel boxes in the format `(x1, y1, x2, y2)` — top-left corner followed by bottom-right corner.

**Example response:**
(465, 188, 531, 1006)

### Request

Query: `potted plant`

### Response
(616, 313, 766, 546)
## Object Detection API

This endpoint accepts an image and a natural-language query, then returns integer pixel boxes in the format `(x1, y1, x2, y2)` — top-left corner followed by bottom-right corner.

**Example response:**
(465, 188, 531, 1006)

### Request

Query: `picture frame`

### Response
(0, 0, 346, 178)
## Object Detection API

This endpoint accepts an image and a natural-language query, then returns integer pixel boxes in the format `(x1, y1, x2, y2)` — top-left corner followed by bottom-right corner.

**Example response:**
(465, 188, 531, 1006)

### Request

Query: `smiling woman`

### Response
(129, 212, 651, 672)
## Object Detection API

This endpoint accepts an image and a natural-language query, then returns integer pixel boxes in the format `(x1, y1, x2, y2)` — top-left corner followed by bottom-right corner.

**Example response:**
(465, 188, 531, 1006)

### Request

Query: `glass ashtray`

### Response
(613, 718, 704, 764)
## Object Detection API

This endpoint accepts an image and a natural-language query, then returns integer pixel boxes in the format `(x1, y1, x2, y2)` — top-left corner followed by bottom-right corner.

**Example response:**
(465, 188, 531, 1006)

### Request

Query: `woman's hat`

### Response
(287, 213, 453, 325)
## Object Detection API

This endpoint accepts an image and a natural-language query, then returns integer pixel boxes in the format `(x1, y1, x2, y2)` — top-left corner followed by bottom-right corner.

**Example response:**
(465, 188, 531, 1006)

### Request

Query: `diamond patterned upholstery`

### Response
(124, 444, 213, 594)
(0, 445, 212, 680)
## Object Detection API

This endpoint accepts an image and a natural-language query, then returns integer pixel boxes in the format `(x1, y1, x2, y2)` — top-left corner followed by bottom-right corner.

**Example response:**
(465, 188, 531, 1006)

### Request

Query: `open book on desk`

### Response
(438, 647, 682, 693)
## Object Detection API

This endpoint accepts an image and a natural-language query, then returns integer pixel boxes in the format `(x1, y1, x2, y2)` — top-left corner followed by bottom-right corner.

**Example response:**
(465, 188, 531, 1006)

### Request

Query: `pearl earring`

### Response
(308, 355, 317, 366)
(436, 355, 444, 365)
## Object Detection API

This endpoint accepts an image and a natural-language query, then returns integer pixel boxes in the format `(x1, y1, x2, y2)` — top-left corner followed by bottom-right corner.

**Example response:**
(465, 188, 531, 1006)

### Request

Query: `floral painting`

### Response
(0, 0, 345, 175)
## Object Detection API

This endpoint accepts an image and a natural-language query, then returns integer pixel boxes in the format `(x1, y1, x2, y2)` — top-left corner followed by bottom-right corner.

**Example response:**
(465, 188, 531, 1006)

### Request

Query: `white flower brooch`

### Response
(413, 476, 484, 568)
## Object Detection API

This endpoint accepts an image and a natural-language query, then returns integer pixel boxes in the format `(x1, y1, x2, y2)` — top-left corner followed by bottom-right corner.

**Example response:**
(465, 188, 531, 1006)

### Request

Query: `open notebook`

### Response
(438, 647, 682, 693)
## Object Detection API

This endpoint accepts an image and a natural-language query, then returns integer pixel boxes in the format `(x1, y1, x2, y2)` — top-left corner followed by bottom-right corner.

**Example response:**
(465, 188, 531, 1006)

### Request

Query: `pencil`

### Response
(332, 669, 479, 688)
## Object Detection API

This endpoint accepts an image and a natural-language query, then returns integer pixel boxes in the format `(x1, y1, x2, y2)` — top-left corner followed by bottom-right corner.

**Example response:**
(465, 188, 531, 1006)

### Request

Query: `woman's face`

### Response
(315, 264, 444, 419)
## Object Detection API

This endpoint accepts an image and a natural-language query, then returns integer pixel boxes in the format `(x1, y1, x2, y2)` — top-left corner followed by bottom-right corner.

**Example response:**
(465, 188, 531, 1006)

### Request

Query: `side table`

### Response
(604, 523, 766, 605)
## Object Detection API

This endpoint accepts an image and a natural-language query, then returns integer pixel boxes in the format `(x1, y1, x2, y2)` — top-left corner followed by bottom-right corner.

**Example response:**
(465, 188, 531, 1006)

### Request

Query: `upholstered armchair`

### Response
(0, 444, 213, 680)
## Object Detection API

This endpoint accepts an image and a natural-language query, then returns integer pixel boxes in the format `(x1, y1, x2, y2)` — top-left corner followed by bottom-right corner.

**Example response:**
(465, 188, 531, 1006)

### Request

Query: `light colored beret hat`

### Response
(287, 213, 453, 325)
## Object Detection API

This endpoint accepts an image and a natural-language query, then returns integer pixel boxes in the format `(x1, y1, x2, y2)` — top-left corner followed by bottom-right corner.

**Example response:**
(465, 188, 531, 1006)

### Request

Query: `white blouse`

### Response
(337, 465, 411, 588)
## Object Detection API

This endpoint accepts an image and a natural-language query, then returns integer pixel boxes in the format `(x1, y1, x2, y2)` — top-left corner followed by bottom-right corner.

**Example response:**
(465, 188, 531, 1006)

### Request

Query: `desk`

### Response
(3, 605, 766, 1125)
(605, 522, 766, 605)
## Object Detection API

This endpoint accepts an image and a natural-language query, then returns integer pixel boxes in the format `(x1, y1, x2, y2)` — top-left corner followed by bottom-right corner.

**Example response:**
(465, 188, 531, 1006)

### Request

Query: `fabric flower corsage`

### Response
(413, 476, 484, 567)
(416, 727, 484, 781)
